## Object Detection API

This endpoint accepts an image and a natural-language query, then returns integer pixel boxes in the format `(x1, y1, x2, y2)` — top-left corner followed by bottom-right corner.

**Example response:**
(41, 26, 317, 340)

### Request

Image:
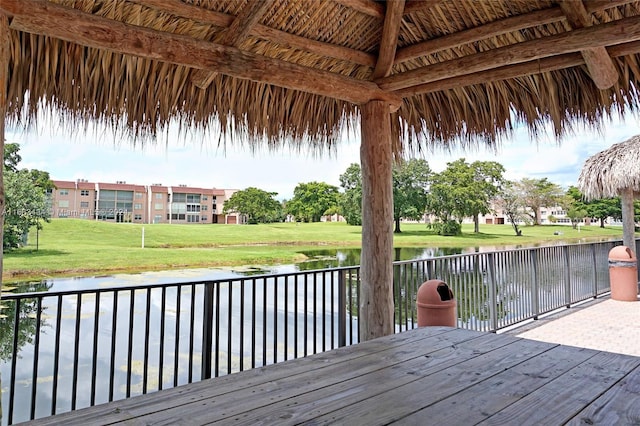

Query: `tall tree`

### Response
(286, 181, 340, 222)
(516, 178, 564, 225)
(338, 163, 362, 225)
(566, 185, 621, 228)
(494, 181, 528, 236)
(222, 187, 283, 224)
(392, 158, 431, 233)
(3, 143, 53, 250)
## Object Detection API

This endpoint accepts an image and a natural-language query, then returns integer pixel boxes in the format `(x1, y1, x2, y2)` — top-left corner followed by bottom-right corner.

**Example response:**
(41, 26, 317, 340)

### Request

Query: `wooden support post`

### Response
(359, 100, 394, 341)
(620, 187, 636, 253)
(0, 13, 8, 295)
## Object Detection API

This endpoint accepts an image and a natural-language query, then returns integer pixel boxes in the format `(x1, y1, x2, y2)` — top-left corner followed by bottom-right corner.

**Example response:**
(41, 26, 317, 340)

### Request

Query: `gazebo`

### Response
(578, 134, 640, 252)
(3, 0, 640, 342)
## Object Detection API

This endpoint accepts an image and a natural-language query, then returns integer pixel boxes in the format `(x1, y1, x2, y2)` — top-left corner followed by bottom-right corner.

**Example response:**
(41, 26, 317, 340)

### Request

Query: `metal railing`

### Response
(0, 239, 621, 424)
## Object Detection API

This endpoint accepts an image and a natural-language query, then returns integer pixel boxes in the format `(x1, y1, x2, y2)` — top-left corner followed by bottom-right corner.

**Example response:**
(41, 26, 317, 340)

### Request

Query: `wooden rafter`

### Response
(191, 0, 275, 89)
(333, 0, 384, 19)
(396, 39, 640, 96)
(378, 15, 640, 91)
(130, 0, 376, 67)
(395, 0, 633, 65)
(559, 0, 618, 89)
(0, 0, 401, 109)
(373, 0, 405, 79)
(396, 7, 565, 64)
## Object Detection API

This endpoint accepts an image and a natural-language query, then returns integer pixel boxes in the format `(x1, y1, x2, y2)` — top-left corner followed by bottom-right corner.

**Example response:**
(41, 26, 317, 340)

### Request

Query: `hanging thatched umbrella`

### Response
(578, 135, 640, 252)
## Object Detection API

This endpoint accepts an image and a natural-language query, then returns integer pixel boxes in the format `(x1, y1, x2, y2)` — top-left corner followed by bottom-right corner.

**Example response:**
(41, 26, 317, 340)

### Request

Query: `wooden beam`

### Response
(395, 0, 633, 65)
(131, 0, 376, 67)
(620, 187, 636, 254)
(192, 0, 275, 89)
(0, 12, 7, 294)
(334, 0, 385, 19)
(0, 0, 401, 110)
(378, 15, 640, 92)
(396, 39, 640, 97)
(559, 0, 618, 89)
(396, 7, 566, 64)
(360, 99, 394, 341)
(403, 0, 445, 15)
(373, 0, 405, 79)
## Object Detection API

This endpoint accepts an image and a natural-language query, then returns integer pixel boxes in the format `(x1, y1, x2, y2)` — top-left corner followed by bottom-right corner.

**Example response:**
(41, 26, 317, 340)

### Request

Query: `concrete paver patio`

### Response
(508, 296, 640, 357)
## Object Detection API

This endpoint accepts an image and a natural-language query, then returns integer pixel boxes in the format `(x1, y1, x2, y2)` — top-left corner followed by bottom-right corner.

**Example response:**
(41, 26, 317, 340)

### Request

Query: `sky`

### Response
(10, 112, 640, 200)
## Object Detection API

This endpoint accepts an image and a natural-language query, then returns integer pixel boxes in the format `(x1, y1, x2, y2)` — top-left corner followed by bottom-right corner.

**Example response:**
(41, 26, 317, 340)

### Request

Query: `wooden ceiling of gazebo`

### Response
(1, 0, 640, 340)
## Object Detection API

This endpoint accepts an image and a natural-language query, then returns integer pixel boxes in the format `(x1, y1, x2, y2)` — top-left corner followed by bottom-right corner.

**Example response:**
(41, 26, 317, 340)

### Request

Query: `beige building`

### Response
(49, 180, 241, 224)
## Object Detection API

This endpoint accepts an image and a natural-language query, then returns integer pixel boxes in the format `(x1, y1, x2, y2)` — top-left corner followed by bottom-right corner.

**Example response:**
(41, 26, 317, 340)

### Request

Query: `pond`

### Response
(8, 246, 485, 293)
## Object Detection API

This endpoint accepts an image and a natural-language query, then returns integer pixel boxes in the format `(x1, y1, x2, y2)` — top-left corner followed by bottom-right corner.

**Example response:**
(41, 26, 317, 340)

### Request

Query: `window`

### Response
(155, 193, 163, 200)
(201, 205, 208, 211)
(212, 196, 217, 204)
(59, 189, 69, 196)
(134, 203, 142, 210)
(80, 189, 90, 196)
(134, 214, 142, 220)
(187, 215, 200, 223)
(135, 192, 143, 199)
(59, 200, 69, 208)
(155, 203, 163, 210)
(154, 215, 162, 223)
(201, 215, 208, 221)
(202, 196, 208, 201)
(80, 202, 89, 208)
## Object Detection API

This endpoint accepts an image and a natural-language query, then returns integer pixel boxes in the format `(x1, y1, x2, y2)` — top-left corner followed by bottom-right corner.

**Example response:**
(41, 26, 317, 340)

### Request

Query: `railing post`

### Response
(201, 282, 214, 380)
(338, 269, 347, 347)
(591, 243, 598, 298)
(487, 252, 498, 332)
(531, 249, 539, 320)
(563, 246, 571, 307)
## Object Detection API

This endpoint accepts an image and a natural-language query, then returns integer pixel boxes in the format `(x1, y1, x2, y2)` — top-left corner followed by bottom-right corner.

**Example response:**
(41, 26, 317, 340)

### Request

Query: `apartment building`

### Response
(49, 180, 242, 224)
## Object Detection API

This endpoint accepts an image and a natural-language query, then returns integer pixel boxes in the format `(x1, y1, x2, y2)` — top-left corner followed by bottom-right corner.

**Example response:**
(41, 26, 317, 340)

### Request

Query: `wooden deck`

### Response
(23, 326, 640, 425)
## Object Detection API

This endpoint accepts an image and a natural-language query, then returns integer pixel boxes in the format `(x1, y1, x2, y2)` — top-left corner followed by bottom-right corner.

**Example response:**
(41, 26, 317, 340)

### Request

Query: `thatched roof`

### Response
(3, 0, 640, 154)
(578, 134, 640, 200)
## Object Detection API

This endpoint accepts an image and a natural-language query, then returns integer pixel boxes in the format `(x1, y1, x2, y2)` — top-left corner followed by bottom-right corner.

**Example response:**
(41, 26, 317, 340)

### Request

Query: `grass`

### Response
(2, 218, 625, 283)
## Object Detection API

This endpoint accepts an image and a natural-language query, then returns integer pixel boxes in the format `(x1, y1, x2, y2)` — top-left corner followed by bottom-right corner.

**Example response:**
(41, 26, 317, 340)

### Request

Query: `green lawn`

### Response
(2, 219, 625, 283)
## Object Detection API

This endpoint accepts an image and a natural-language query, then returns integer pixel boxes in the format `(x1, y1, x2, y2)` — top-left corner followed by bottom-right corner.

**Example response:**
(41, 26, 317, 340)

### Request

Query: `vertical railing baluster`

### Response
(304, 274, 308, 356)
(30, 297, 42, 420)
(143, 288, 151, 394)
(591, 244, 598, 298)
(329, 271, 334, 349)
(262, 278, 267, 366)
(201, 282, 214, 380)
(227, 281, 232, 375)
(285, 275, 290, 357)
(294, 275, 299, 358)
(188, 284, 196, 383)
(71, 294, 82, 410)
(274, 276, 278, 363)
(9, 298, 21, 425)
(563, 246, 571, 307)
(159, 287, 166, 390)
(51, 296, 62, 415)
(90, 293, 100, 405)
(240, 279, 245, 371)
(531, 249, 539, 320)
(321, 272, 326, 352)
(487, 253, 498, 332)
(338, 269, 346, 348)
(214, 282, 220, 377)
(126, 290, 135, 397)
(174, 285, 181, 387)
(251, 278, 257, 369)
(109, 291, 118, 402)
(313, 273, 317, 354)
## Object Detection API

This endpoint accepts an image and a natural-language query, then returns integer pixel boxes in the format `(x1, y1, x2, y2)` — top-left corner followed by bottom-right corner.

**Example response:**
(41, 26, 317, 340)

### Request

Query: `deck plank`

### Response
(19, 327, 640, 426)
(24, 327, 460, 425)
(304, 337, 557, 425)
(566, 363, 640, 425)
(476, 351, 640, 425)
(397, 344, 599, 424)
